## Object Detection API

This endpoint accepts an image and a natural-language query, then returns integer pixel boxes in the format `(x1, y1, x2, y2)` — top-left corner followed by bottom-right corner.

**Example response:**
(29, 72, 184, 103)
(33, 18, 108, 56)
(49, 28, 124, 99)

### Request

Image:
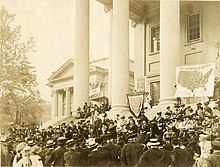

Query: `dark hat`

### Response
(197, 103, 202, 106)
(95, 137, 103, 144)
(180, 137, 188, 145)
(157, 111, 162, 115)
(121, 116, 125, 119)
(127, 133, 138, 141)
(212, 137, 220, 150)
(204, 101, 210, 105)
(163, 143, 173, 151)
(171, 137, 179, 145)
(116, 114, 120, 117)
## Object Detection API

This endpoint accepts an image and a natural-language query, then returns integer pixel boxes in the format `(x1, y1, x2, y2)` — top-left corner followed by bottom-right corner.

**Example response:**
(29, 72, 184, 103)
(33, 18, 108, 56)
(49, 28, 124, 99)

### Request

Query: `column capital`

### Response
(64, 87, 71, 92)
(104, 5, 112, 13)
(50, 90, 58, 97)
(131, 18, 148, 28)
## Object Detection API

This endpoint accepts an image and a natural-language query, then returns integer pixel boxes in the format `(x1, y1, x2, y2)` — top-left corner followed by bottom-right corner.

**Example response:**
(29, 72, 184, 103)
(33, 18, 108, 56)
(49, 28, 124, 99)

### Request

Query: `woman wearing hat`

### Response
(12, 142, 27, 167)
(14, 146, 33, 167)
(29, 146, 43, 167)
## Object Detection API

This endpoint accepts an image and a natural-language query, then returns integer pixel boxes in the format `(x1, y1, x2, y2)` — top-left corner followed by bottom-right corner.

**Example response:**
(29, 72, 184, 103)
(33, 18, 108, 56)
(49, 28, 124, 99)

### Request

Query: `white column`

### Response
(58, 92, 63, 116)
(108, 8, 113, 105)
(73, 0, 89, 110)
(65, 88, 71, 116)
(51, 90, 58, 118)
(111, 0, 129, 114)
(134, 23, 145, 80)
(160, 0, 180, 104)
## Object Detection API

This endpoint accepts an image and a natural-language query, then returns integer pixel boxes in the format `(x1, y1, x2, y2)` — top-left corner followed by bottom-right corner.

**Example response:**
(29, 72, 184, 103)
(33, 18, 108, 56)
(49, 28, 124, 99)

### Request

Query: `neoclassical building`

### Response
(48, 0, 220, 120)
(47, 58, 134, 118)
(73, 0, 219, 114)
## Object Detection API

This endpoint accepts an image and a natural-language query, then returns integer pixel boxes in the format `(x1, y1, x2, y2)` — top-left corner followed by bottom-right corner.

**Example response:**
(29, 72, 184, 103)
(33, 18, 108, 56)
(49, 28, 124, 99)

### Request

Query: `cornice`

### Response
(50, 75, 73, 83)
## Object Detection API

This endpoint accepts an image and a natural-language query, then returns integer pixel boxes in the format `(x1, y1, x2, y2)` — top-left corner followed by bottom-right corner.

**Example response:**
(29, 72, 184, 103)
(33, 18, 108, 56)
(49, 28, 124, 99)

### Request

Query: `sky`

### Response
(1, 0, 114, 101)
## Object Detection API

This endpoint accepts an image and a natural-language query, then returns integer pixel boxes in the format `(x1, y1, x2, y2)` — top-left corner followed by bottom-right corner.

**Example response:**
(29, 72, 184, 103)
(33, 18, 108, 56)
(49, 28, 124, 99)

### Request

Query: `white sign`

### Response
(135, 76, 148, 92)
(175, 63, 215, 97)
(89, 83, 101, 99)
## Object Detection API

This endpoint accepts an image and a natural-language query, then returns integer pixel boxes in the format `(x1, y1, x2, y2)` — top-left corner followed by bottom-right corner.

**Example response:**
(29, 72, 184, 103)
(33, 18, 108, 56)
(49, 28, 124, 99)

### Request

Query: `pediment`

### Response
(48, 59, 74, 82)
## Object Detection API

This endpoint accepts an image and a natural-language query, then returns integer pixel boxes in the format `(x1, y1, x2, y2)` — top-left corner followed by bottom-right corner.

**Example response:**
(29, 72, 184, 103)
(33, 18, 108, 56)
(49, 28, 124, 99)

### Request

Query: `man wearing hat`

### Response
(64, 139, 87, 167)
(103, 134, 121, 166)
(205, 137, 220, 167)
(42, 140, 55, 164)
(121, 134, 144, 167)
(88, 137, 109, 166)
(45, 136, 67, 167)
(137, 110, 149, 123)
(136, 138, 171, 167)
(170, 137, 195, 167)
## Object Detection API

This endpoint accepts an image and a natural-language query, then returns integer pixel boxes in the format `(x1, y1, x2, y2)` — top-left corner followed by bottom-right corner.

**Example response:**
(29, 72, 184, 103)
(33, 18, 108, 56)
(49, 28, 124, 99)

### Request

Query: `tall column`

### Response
(111, 0, 129, 114)
(134, 22, 145, 80)
(51, 90, 58, 117)
(58, 92, 63, 116)
(73, 0, 89, 110)
(160, 0, 180, 104)
(65, 88, 71, 116)
(107, 7, 113, 104)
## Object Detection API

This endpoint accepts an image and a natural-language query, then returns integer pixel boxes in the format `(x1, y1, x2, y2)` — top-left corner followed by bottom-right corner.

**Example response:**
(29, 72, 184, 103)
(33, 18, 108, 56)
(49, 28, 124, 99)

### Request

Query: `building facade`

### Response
(47, 58, 134, 118)
(48, 0, 220, 119)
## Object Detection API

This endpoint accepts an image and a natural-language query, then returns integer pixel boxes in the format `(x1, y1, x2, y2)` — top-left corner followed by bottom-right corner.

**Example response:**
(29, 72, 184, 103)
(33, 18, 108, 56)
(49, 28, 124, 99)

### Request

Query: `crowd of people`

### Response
(1, 100, 220, 167)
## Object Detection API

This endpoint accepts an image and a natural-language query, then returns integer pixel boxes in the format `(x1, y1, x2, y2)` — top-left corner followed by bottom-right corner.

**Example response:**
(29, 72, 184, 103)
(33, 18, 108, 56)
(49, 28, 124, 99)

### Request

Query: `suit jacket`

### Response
(45, 146, 67, 167)
(121, 142, 144, 167)
(88, 147, 109, 166)
(64, 148, 87, 167)
(206, 151, 220, 167)
(136, 148, 171, 167)
(171, 147, 194, 167)
(103, 142, 121, 166)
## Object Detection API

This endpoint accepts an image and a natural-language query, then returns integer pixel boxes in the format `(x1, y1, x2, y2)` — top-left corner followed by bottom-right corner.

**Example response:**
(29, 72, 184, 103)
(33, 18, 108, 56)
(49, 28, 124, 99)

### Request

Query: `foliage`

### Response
(0, 7, 43, 125)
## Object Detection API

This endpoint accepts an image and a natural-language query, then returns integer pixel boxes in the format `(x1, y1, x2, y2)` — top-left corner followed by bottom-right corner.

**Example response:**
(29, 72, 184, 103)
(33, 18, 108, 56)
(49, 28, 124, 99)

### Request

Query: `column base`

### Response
(107, 104, 131, 119)
(159, 97, 178, 106)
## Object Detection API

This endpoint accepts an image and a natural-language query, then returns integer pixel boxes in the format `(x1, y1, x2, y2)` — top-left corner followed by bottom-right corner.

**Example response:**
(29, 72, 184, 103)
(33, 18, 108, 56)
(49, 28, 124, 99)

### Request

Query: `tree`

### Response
(0, 7, 43, 126)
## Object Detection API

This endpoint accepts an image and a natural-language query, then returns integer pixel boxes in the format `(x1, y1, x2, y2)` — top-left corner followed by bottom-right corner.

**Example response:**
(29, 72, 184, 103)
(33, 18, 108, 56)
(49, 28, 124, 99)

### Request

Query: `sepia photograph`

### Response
(1, 0, 220, 166)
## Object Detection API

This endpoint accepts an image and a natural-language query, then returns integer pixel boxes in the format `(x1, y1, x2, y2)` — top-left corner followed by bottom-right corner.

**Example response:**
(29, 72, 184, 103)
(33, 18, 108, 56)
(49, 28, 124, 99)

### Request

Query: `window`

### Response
(151, 26, 160, 53)
(150, 81, 160, 105)
(187, 13, 201, 43)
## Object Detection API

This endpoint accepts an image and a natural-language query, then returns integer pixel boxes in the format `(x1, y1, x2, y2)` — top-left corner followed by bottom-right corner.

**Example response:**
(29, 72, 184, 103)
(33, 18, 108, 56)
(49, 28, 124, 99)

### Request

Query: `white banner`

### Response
(175, 63, 215, 97)
(127, 94, 144, 117)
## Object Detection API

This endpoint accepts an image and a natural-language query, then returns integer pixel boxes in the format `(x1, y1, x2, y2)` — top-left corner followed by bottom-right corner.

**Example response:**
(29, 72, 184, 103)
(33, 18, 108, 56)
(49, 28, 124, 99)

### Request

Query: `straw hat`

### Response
(30, 145, 42, 154)
(148, 138, 160, 146)
(16, 142, 27, 152)
(87, 140, 98, 148)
